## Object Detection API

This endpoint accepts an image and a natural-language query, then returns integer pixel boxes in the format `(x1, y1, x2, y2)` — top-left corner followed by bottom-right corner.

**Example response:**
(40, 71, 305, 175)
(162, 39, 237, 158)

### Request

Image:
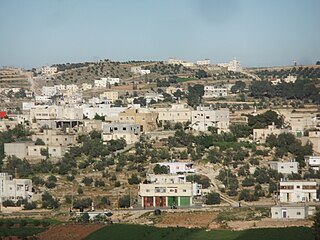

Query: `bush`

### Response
(67, 175, 75, 181)
(77, 187, 84, 195)
(2, 200, 15, 207)
(205, 192, 221, 205)
(118, 195, 130, 208)
(82, 177, 93, 186)
(100, 196, 111, 206)
(128, 174, 141, 185)
(45, 181, 56, 189)
(114, 181, 121, 187)
(5, 220, 14, 228)
(24, 201, 37, 210)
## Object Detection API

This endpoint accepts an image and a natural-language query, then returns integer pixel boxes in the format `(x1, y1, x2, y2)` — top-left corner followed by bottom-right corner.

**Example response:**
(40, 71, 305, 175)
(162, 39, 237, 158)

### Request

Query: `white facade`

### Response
(22, 102, 35, 111)
(0, 173, 32, 202)
(157, 162, 196, 174)
(42, 86, 58, 97)
(99, 91, 119, 103)
(269, 161, 298, 174)
(218, 59, 242, 72)
(94, 77, 120, 88)
(150, 104, 191, 123)
(271, 205, 316, 219)
(305, 155, 320, 171)
(196, 59, 211, 65)
(203, 86, 228, 98)
(279, 181, 318, 203)
(190, 107, 229, 132)
(253, 124, 289, 143)
(81, 83, 92, 91)
(38, 66, 57, 75)
(101, 122, 141, 144)
(144, 92, 164, 104)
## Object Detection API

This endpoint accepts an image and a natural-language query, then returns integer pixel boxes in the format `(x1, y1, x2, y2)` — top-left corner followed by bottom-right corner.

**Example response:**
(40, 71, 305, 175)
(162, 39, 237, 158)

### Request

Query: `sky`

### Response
(0, 0, 319, 68)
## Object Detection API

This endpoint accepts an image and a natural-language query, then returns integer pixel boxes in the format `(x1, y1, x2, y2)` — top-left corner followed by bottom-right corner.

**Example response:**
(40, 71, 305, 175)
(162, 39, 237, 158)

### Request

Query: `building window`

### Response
(183, 189, 186, 192)
(296, 186, 300, 189)
(123, 127, 127, 131)
(297, 212, 301, 215)
(146, 189, 150, 192)
(275, 212, 278, 214)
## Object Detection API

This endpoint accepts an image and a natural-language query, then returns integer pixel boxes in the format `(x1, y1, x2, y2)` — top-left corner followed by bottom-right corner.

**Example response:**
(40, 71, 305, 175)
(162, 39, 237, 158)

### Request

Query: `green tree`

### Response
(35, 138, 45, 145)
(205, 192, 221, 205)
(153, 164, 169, 174)
(118, 195, 131, 208)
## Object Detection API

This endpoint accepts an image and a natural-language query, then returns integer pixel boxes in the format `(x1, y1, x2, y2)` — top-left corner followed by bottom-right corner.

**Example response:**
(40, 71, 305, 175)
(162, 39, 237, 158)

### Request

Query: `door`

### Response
(282, 210, 287, 219)
(180, 197, 190, 206)
(167, 196, 177, 207)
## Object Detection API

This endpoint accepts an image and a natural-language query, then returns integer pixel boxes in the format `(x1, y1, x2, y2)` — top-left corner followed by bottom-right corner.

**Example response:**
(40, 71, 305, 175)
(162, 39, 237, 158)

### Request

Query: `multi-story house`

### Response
(190, 107, 229, 133)
(118, 108, 158, 132)
(31, 129, 77, 146)
(203, 86, 228, 98)
(99, 91, 119, 103)
(253, 123, 289, 143)
(101, 122, 141, 144)
(157, 162, 196, 174)
(305, 155, 320, 171)
(149, 104, 191, 124)
(269, 161, 298, 174)
(139, 174, 202, 208)
(279, 180, 318, 203)
(0, 173, 32, 202)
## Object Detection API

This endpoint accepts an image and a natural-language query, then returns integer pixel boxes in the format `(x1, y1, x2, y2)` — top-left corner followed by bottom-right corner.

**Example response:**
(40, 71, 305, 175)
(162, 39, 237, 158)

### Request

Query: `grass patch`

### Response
(85, 224, 314, 240)
(216, 207, 270, 223)
(0, 218, 60, 237)
(0, 227, 46, 238)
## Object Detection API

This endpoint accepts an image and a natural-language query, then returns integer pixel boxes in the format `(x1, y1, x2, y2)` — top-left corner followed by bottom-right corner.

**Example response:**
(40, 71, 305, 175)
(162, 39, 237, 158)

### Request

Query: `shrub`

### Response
(118, 195, 131, 208)
(24, 201, 37, 210)
(2, 200, 15, 207)
(205, 192, 221, 205)
(114, 181, 121, 187)
(82, 177, 93, 186)
(45, 181, 56, 189)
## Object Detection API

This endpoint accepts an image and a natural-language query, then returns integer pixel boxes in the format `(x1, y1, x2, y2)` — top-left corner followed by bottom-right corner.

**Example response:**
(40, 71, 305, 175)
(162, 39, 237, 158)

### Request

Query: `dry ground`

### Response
(37, 223, 104, 240)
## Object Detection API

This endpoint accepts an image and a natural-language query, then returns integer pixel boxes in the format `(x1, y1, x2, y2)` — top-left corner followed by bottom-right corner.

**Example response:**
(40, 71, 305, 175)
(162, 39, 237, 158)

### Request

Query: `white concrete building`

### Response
(271, 205, 316, 219)
(131, 66, 150, 75)
(42, 86, 58, 97)
(218, 59, 242, 72)
(0, 173, 32, 202)
(196, 59, 211, 66)
(157, 162, 196, 174)
(149, 104, 191, 123)
(38, 66, 57, 75)
(253, 124, 289, 144)
(99, 91, 119, 103)
(31, 129, 77, 146)
(22, 102, 35, 111)
(203, 86, 228, 98)
(144, 92, 164, 104)
(94, 77, 120, 88)
(279, 180, 318, 203)
(4, 142, 34, 159)
(305, 155, 320, 171)
(190, 107, 229, 132)
(269, 161, 298, 174)
(101, 122, 141, 144)
(81, 83, 92, 91)
(139, 174, 201, 208)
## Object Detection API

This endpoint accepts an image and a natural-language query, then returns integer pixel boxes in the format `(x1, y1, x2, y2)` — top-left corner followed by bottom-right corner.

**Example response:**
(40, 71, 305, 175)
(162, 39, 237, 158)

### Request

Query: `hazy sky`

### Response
(0, 0, 319, 68)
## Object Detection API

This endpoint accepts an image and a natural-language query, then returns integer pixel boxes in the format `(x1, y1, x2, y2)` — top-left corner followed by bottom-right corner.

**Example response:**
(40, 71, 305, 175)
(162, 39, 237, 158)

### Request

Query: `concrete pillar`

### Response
(153, 197, 156, 207)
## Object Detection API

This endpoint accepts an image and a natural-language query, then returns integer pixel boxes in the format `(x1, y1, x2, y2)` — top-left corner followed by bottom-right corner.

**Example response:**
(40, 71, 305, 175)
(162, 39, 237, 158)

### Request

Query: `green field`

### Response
(86, 224, 314, 240)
